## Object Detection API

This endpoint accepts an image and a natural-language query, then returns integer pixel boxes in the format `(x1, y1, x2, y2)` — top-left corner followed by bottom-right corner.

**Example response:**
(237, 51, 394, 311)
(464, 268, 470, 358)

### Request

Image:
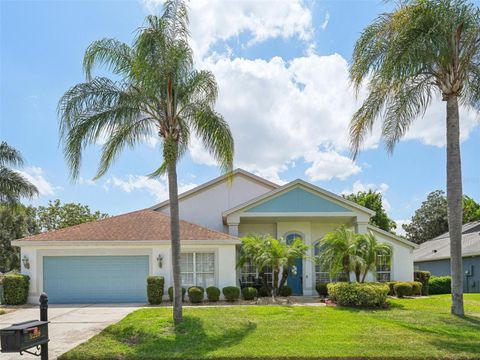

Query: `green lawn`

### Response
(59, 294, 480, 360)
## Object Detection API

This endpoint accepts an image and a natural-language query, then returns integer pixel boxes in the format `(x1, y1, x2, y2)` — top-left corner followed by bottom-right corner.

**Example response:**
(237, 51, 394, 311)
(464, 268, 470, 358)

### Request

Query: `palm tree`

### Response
(238, 234, 308, 297)
(0, 142, 38, 204)
(58, 0, 233, 324)
(349, 0, 480, 316)
(318, 226, 362, 282)
(355, 233, 391, 283)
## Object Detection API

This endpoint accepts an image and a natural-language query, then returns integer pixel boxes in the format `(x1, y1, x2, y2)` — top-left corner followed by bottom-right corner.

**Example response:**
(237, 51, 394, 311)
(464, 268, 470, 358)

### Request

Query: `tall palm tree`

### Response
(0, 141, 38, 204)
(349, 0, 480, 315)
(58, 0, 234, 324)
(318, 226, 363, 282)
(355, 233, 391, 283)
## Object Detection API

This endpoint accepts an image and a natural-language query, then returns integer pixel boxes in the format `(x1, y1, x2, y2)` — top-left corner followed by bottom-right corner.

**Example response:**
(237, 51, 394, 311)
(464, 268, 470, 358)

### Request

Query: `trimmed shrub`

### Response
(242, 287, 258, 300)
(279, 285, 292, 297)
(429, 276, 451, 295)
(147, 276, 164, 305)
(222, 286, 240, 301)
(3, 274, 29, 305)
(206, 286, 221, 302)
(394, 282, 413, 298)
(386, 282, 397, 296)
(411, 281, 423, 296)
(315, 282, 328, 297)
(414, 271, 431, 295)
(168, 286, 186, 302)
(258, 286, 270, 297)
(188, 286, 204, 294)
(188, 286, 204, 303)
(327, 282, 389, 307)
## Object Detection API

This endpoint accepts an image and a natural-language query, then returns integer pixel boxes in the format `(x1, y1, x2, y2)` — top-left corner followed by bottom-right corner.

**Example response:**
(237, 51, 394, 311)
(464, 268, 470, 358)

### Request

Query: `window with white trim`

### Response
(314, 242, 347, 283)
(376, 253, 391, 282)
(240, 261, 273, 286)
(180, 252, 215, 287)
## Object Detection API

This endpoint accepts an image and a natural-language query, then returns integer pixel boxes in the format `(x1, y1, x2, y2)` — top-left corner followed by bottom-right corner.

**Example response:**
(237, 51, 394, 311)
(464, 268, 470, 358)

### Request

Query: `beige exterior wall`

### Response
(20, 242, 238, 304)
(158, 174, 274, 232)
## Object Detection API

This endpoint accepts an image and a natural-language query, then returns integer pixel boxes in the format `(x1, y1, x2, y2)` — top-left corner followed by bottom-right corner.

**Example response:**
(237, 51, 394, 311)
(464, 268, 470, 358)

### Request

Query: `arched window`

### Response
(285, 232, 303, 244)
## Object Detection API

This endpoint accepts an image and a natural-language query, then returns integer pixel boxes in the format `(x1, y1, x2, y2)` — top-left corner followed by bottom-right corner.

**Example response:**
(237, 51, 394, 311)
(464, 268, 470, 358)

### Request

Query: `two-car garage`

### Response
(43, 256, 149, 304)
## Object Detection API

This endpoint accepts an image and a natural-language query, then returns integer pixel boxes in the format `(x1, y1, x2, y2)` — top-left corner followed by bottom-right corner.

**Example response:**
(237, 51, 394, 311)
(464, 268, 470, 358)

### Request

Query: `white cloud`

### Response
(321, 11, 330, 30)
(394, 219, 410, 237)
(342, 180, 391, 211)
(195, 53, 371, 181)
(402, 96, 479, 146)
(141, 0, 313, 58)
(107, 174, 197, 202)
(305, 149, 361, 181)
(18, 166, 56, 196)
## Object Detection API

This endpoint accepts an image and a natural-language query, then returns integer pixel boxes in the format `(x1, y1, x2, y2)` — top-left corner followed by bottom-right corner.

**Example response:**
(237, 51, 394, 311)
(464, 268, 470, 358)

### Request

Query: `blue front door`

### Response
(286, 233, 303, 295)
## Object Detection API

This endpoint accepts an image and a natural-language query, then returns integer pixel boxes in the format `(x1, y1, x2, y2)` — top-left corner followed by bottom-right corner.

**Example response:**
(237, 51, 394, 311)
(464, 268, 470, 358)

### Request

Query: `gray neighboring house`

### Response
(414, 221, 480, 293)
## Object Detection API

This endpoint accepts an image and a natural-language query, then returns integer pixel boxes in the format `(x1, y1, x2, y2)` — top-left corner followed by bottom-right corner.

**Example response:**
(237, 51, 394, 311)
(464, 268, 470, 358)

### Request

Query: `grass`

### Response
(59, 294, 480, 360)
(0, 309, 5, 315)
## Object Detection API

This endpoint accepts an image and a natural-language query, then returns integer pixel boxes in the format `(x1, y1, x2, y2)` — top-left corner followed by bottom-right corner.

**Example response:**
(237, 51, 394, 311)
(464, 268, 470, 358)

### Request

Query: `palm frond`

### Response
(83, 39, 133, 81)
(0, 142, 25, 167)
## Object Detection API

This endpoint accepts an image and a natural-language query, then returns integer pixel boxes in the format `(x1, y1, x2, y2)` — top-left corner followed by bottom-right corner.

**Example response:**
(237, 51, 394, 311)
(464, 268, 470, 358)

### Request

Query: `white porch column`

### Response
(228, 222, 240, 237)
(355, 221, 369, 234)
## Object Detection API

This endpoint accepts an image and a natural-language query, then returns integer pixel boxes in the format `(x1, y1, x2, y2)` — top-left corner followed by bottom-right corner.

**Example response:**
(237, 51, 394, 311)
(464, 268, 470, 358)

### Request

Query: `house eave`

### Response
(12, 239, 241, 247)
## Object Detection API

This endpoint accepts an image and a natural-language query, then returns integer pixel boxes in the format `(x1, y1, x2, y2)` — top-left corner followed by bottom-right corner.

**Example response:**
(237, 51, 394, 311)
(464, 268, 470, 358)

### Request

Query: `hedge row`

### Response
(414, 271, 431, 295)
(327, 282, 389, 307)
(429, 276, 451, 294)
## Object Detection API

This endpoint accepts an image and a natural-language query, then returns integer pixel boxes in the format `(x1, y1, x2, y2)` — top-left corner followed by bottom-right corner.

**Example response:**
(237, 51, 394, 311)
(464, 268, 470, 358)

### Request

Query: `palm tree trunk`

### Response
(446, 95, 464, 316)
(278, 266, 289, 290)
(167, 161, 183, 324)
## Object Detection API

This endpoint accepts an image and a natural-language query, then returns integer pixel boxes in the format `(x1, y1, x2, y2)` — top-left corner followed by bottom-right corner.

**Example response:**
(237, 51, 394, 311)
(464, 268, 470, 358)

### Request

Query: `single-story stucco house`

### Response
(414, 221, 480, 293)
(14, 169, 416, 304)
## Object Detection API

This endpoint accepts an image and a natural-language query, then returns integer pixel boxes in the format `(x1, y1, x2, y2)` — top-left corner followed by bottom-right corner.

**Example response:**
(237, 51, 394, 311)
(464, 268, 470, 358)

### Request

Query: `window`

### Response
(240, 261, 273, 286)
(376, 253, 391, 282)
(180, 252, 215, 287)
(314, 242, 347, 283)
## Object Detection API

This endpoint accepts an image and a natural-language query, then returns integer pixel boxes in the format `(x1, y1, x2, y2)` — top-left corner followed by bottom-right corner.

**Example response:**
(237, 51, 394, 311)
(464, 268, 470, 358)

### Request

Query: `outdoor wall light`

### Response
(22, 255, 30, 269)
(157, 254, 163, 269)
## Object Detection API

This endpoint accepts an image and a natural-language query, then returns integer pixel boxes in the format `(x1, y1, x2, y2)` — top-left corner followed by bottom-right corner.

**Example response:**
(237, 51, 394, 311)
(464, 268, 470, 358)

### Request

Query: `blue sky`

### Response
(1, 0, 479, 233)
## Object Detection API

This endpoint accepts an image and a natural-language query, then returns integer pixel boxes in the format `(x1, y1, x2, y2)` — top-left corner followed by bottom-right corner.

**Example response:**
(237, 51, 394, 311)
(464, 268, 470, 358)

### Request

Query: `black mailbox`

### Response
(0, 319, 49, 353)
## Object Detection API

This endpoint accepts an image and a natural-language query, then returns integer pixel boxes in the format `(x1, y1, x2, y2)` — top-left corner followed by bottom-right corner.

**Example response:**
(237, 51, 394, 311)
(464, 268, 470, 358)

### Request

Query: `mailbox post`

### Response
(40, 293, 48, 360)
(0, 293, 50, 358)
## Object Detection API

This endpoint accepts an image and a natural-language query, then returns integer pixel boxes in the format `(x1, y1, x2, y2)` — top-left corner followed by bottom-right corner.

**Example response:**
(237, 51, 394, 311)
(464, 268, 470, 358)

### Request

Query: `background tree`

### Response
(343, 190, 396, 232)
(238, 234, 308, 298)
(403, 190, 449, 244)
(0, 204, 38, 273)
(463, 196, 480, 223)
(349, 0, 480, 316)
(403, 190, 480, 244)
(0, 142, 38, 204)
(58, 0, 233, 324)
(36, 199, 108, 232)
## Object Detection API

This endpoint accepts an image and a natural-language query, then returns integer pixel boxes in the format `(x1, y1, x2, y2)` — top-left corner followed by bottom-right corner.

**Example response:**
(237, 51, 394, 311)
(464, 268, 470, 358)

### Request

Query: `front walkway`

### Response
(0, 303, 142, 360)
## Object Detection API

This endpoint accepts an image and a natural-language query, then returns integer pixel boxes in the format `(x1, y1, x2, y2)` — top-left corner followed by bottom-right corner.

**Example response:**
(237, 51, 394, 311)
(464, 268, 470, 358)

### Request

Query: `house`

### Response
(414, 221, 480, 293)
(14, 169, 416, 304)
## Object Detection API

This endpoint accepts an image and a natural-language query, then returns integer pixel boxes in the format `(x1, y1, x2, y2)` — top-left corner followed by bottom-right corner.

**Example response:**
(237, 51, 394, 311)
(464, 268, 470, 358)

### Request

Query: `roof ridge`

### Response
(19, 209, 150, 241)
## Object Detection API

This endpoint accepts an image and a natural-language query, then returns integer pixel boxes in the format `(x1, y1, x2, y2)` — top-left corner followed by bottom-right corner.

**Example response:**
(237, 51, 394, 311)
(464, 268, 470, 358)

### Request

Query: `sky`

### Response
(1, 0, 479, 235)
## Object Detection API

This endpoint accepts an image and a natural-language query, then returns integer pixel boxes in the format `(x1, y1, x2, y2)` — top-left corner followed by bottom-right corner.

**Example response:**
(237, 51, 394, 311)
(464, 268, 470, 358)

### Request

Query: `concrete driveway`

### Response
(0, 303, 143, 359)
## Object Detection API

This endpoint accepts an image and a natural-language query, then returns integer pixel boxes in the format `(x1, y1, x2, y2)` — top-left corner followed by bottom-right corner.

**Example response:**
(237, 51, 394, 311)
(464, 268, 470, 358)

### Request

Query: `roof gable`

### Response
(224, 179, 375, 217)
(151, 169, 278, 211)
(246, 187, 350, 213)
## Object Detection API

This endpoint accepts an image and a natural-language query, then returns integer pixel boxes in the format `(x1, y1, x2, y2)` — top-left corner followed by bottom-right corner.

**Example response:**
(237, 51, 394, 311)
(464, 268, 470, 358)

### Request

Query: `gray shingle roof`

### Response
(413, 221, 480, 262)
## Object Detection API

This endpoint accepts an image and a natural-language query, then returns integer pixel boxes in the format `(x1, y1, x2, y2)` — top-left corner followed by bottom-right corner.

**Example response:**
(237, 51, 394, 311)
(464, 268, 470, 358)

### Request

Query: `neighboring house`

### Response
(414, 221, 480, 293)
(14, 169, 416, 304)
